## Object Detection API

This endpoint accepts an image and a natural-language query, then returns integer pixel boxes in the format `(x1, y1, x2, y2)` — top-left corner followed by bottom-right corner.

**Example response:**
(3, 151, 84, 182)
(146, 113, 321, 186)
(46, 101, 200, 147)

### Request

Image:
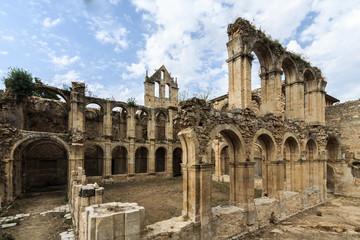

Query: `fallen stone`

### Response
(271, 229, 283, 234)
(2, 222, 17, 228)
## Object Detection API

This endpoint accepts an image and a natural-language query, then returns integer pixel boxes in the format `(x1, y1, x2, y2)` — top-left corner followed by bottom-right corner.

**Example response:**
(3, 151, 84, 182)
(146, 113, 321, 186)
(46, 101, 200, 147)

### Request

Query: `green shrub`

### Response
(127, 97, 137, 107)
(3, 67, 34, 97)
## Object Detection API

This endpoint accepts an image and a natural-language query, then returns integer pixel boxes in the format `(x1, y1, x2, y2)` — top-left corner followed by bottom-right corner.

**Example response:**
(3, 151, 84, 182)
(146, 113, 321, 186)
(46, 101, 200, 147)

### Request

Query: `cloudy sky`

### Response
(0, 0, 359, 104)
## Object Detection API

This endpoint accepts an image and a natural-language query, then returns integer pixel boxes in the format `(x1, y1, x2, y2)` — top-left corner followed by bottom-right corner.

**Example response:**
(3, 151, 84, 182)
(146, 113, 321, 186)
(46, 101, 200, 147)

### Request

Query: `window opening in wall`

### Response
(112, 146, 127, 175)
(173, 148, 182, 177)
(135, 147, 148, 173)
(155, 82, 160, 97)
(161, 70, 164, 79)
(155, 147, 166, 172)
(85, 103, 103, 139)
(112, 107, 127, 140)
(251, 51, 261, 91)
(84, 145, 104, 176)
(165, 84, 170, 99)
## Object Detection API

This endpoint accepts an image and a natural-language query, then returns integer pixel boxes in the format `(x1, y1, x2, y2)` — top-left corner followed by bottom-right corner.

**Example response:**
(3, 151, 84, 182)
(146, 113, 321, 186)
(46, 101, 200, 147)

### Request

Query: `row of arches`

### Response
(84, 146, 183, 177)
(180, 124, 341, 216)
(85, 104, 170, 141)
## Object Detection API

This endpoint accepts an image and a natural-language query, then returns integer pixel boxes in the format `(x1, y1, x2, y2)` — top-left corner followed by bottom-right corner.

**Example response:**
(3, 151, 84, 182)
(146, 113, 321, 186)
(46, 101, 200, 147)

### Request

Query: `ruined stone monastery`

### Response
(0, 17, 359, 239)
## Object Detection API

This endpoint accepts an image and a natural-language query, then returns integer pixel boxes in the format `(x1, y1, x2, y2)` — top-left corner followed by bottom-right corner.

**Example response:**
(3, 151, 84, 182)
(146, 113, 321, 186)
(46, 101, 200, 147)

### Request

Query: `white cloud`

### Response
(43, 17, 62, 28)
(286, 40, 303, 53)
(87, 14, 128, 51)
(51, 55, 80, 68)
(1, 35, 14, 41)
(109, 0, 121, 5)
(52, 70, 84, 86)
(0, 51, 8, 55)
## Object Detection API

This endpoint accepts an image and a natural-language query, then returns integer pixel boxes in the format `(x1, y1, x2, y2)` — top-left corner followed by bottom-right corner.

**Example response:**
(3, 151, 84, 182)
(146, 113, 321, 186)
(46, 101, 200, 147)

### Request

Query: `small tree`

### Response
(3, 67, 34, 97)
(127, 97, 137, 107)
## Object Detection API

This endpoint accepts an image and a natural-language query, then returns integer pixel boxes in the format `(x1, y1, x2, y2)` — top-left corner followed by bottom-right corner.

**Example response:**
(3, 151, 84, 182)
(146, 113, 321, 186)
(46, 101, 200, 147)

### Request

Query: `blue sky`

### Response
(1, 0, 360, 104)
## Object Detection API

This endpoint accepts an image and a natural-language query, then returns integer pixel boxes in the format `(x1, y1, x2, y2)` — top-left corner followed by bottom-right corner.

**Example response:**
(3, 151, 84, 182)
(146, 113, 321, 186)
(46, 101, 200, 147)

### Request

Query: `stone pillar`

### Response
(267, 160, 284, 200)
(103, 101, 112, 137)
(104, 142, 112, 176)
(294, 160, 304, 192)
(166, 143, 174, 176)
(226, 37, 252, 110)
(166, 109, 174, 140)
(148, 109, 155, 140)
(260, 70, 282, 115)
(128, 139, 135, 175)
(285, 82, 304, 120)
(182, 163, 212, 224)
(213, 140, 221, 181)
(149, 142, 155, 174)
(127, 107, 136, 138)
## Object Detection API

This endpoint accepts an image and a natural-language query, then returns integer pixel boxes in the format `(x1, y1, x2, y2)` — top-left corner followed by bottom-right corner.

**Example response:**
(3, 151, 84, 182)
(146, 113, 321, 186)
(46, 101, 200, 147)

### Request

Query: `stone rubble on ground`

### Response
(60, 229, 75, 240)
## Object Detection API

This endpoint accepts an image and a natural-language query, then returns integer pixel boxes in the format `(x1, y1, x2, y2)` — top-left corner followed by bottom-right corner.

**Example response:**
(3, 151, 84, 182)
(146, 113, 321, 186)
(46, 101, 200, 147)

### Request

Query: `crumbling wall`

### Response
(325, 100, 360, 196)
(23, 96, 68, 133)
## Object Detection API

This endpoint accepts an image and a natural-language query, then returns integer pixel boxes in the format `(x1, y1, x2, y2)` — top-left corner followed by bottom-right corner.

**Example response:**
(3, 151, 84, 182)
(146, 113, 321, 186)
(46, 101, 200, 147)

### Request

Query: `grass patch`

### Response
(254, 188, 262, 198)
(64, 219, 73, 225)
(212, 181, 230, 194)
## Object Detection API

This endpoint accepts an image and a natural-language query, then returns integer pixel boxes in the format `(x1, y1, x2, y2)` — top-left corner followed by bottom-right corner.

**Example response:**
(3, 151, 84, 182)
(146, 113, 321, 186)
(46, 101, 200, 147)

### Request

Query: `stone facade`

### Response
(0, 16, 357, 239)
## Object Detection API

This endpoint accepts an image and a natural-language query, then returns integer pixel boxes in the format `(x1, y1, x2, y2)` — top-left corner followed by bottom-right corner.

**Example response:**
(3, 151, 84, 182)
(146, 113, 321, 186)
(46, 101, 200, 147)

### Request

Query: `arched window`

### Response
(155, 147, 166, 172)
(112, 146, 127, 174)
(135, 147, 148, 173)
(84, 145, 104, 176)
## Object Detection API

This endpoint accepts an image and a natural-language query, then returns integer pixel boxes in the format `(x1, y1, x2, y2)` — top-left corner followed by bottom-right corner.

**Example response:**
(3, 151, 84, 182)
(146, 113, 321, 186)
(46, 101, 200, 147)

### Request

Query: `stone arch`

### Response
(305, 138, 319, 188)
(281, 57, 298, 84)
(282, 134, 300, 191)
(207, 124, 248, 205)
(252, 129, 279, 197)
(85, 102, 104, 139)
(326, 135, 341, 161)
(33, 85, 70, 107)
(111, 105, 128, 140)
(178, 128, 201, 166)
(155, 147, 166, 172)
(135, 109, 149, 141)
(84, 144, 104, 177)
(112, 146, 127, 175)
(135, 146, 148, 173)
(250, 41, 274, 73)
(11, 135, 70, 195)
(155, 111, 167, 141)
(305, 138, 318, 160)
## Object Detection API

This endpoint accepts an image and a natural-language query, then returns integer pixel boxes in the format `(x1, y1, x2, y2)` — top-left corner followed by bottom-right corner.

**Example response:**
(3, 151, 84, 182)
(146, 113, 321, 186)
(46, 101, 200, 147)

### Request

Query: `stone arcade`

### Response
(0, 17, 359, 239)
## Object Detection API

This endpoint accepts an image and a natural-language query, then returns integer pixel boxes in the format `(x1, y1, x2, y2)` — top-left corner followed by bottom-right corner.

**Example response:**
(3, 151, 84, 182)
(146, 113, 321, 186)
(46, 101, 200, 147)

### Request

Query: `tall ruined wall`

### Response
(325, 100, 360, 196)
(325, 100, 360, 155)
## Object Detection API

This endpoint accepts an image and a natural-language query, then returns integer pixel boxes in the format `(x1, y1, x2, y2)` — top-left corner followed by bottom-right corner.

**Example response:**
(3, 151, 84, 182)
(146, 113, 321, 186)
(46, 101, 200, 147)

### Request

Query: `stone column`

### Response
(149, 141, 155, 174)
(166, 143, 173, 176)
(127, 107, 136, 138)
(148, 109, 155, 140)
(267, 160, 284, 200)
(260, 69, 282, 116)
(213, 140, 221, 181)
(104, 142, 112, 176)
(103, 101, 112, 137)
(226, 41, 253, 110)
(285, 82, 304, 120)
(128, 139, 135, 175)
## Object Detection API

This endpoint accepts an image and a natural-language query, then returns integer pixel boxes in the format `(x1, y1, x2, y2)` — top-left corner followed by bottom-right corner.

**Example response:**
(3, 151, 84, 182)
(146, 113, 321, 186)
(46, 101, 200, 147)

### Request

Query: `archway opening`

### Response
(326, 137, 340, 161)
(84, 145, 104, 176)
(85, 103, 103, 139)
(208, 128, 246, 207)
(112, 146, 127, 175)
(135, 147, 148, 173)
(112, 106, 127, 140)
(306, 139, 318, 187)
(135, 110, 148, 141)
(155, 147, 166, 172)
(326, 164, 335, 192)
(173, 148, 182, 177)
(155, 112, 166, 141)
(254, 143, 263, 196)
(256, 133, 276, 197)
(283, 137, 300, 191)
(13, 138, 68, 194)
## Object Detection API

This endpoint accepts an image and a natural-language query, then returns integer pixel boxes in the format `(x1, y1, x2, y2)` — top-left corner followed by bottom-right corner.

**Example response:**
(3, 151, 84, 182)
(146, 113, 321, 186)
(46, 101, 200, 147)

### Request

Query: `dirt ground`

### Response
(102, 176, 231, 225)
(0, 186, 71, 240)
(1, 178, 360, 240)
